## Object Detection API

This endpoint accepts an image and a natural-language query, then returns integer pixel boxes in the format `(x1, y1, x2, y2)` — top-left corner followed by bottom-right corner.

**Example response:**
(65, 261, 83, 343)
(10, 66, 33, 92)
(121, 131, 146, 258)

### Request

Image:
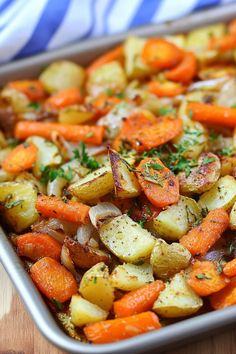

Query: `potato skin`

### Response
(64, 236, 111, 270)
(150, 239, 191, 280)
(179, 152, 221, 194)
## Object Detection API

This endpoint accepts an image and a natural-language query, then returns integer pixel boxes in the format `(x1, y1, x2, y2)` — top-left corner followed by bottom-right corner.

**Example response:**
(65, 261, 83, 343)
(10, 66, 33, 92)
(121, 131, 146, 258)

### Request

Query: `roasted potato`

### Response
(87, 61, 127, 96)
(70, 295, 108, 327)
(64, 236, 111, 269)
(59, 105, 95, 125)
(40, 60, 85, 93)
(27, 136, 62, 178)
(153, 273, 203, 318)
(68, 165, 114, 203)
(0, 169, 15, 182)
(109, 149, 141, 198)
(220, 155, 236, 177)
(15, 172, 46, 194)
(1, 88, 30, 113)
(199, 175, 236, 211)
(148, 196, 201, 241)
(79, 262, 114, 311)
(179, 152, 221, 194)
(99, 214, 156, 263)
(110, 263, 154, 291)
(0, 182, 38, 232)
(230, 201, 236, 230)
(150, 239, 192, 280)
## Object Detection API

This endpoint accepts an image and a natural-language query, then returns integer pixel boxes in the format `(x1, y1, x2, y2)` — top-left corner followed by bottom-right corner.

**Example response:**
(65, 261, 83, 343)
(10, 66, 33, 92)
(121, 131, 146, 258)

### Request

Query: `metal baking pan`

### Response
(1, 4, 236, 353)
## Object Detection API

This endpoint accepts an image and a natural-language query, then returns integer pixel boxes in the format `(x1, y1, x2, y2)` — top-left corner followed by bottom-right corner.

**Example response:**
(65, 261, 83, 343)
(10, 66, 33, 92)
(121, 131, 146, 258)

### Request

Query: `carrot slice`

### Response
(180, 208, 229, 256)
(15, 121, 105, 145)
(187, 261, 229, 297)
(209, 34, 236, 52)
(84, 311, 161, 344)
(2, 142, 37, 173)
(92, 94, 121, 116)
(165, 51, 197, 84)
(136, 157, 179, 208)
(36, 195, 90, 224)
(142, 38, 183, 69)
(45, 87, 83, 110)
(148, 81, 186, 97)
(128, 116, 183, 152)
(114, 280, 165, 318)
(86, 45, 124, 75)
(188, 102, 236, 127)
(30, 257, 77, 302)
(7, 80, 45, 101)
(223, 259, 236, 278)
(16, 233, 62, 261)
(210, 279, 236, 310)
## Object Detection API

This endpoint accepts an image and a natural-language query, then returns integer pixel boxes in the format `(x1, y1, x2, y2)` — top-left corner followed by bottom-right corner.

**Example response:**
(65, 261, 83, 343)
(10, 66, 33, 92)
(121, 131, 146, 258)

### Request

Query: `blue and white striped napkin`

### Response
(0, 0, 234, 64)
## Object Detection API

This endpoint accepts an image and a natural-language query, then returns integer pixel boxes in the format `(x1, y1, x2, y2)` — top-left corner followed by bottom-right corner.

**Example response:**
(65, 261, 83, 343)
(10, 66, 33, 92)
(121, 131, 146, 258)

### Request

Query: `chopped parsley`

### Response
(73, 142, 99, 170)
(195, 273, 211, 280)
(118, 140, 132, 156)
(28, 102, 41, 110)
(40, 165, 74, 185)
(188, 109, 193, 119)
(106, 88, 113, 96)
(116, 91, 125, 99)
(51, 298, 64, 311)
(202, 157, 216, 165)
(209, 131, 220, 141)
(4, 198, 23, 209)
(220, 147, 234, 157)
(159, 107, 176, 116)
(144, 162, 163, 171)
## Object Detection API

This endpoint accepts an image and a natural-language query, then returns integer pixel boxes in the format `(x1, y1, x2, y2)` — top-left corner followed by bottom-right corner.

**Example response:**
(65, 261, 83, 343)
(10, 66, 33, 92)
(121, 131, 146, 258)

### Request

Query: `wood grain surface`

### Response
(0, 263, 236, 354)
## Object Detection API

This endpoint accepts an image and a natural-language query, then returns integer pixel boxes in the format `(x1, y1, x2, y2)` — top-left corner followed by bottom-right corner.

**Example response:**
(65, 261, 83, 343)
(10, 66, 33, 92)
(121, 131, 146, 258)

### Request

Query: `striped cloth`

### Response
(0, 0, 234, 64)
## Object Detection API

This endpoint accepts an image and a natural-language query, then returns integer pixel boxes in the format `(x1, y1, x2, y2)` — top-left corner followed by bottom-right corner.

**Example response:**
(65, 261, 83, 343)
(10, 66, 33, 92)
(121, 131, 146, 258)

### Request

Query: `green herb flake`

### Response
(209, 131, 219, 141)
(4, 199, 23, 209)
(51, 298, 64, 311)
(188, 109, 193, 119)
(220, 147, 234, 157)
(159, 107, 176, 116)
(231, 104, 236, 108)
(73, 142, 100, 170)
(202, 157, 216, 165)
(116, 91, 125, 99)
(40, 165, 74, 185)
(85, 131, 94, 138)
(145, 162, 164, 171)
(195, 273, 211, 280)
(28, 102, 41, 110)
(106, 88, 113, 97)
(93, 276, 97, 284)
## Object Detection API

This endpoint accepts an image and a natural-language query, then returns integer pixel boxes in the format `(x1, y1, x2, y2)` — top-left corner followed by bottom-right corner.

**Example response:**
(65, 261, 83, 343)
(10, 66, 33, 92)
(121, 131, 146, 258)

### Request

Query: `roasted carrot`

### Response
(84, 311, 161, 344)
(16, 232, 62, 261)
(188, 102, 236, 127)
(180, 208, 229, 256)
(187, 261, 229, 297)
(210, 279, 236, 310)
(128, 116, 183, 152)
(136, 157, 179, 208)
(2, 142, 37, 173)
(7, 80, 45, 101)
(92, 94, 121, 117)
(30, 257, 77, 302)
(114, 280, 165, 318)
(142, 38, 183, 69)
(112, 111, 156, 150)
(15, 121, 105, 145)
(208, 34, 236, 52)
(165, 51, 197, 84)
(223, 259, 236, 278)
(36, 195, 90, 224)
(229, 19, 236, 36)
(86, 45, 124, 75)
(148, 81, 186, 97)
(45, 87, 83, 110)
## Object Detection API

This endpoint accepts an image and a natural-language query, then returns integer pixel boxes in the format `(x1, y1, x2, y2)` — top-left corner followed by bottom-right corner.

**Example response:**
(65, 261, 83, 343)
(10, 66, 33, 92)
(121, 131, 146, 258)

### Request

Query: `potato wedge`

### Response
(124, 36, 154, 79)
(199, 175, 236, 211)
(64, 236, 110, 269)
(87, 61, 127, 96)
(68, 165, 114, 203)
(40, 60, 85, 94)
(230, 201, 236, 230)
(220, 155, 236, 177)
(27, 136, 62, 178)
(59, 105, 95, 125)
(79, 262, 114, 311)
(99, 214, 156, 263)
(70, 295, 108, 327)
(153, 273, 203, 318)
(110, 263, 154, 291)
(148, 196, 201, 241)
(0, 181, 38, 232)
(150, 239, 191, 280)
(109, 149, 141, 198)
(179, 152, 221, 194)
(1, 88, 30, 113)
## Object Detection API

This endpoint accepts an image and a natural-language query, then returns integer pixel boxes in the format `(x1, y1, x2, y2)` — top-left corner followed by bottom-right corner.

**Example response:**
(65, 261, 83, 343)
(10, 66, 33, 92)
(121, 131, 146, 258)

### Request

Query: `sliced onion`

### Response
(47, 177, 68, 197)
(31, 218, 65, 243)
(188, 77, 227, 92)
(61, 244, 77, 277)
(217, 78, 236, 107)
(51, 130, 74, 160)
(75, 224, 94, 245)
(89, 202, 122, 229)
